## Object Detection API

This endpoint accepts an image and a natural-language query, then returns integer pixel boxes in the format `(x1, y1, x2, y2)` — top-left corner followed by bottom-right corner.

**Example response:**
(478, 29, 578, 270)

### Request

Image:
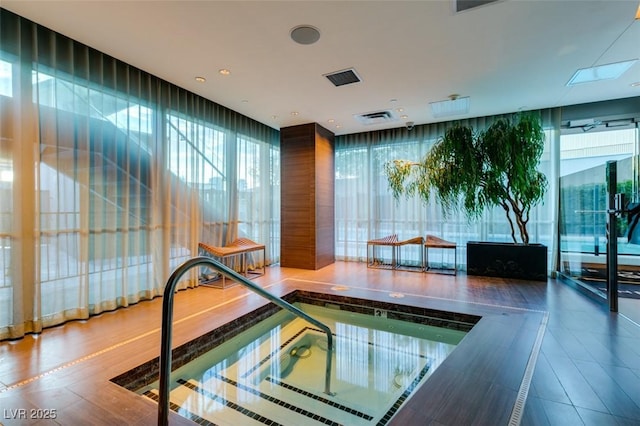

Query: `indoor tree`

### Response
(385, 112, 547, 244)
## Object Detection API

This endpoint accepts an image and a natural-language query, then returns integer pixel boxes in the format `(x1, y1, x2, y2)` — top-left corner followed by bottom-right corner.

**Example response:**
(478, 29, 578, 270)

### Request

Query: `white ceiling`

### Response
(4, 0, 640, 136)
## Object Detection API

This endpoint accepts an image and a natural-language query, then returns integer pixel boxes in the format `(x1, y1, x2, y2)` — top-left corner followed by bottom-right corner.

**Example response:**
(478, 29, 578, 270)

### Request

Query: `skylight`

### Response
(567, 59, 638, 86)
(430, 96, 470, 118)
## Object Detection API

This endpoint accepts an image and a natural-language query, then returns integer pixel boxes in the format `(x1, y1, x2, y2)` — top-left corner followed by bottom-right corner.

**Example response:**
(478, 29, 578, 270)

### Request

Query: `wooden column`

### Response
(280, 123, 335, 269)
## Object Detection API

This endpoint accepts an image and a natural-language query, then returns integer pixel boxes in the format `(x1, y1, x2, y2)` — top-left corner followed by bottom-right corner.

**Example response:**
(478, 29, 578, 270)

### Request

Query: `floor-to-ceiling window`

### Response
(2, 7, 638, 342)
(334, 111, 559, 270)
(0, 9, 280, 340)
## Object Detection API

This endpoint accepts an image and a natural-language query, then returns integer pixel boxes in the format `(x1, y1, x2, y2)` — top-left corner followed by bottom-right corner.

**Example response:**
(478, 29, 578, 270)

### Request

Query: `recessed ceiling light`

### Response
(291, 111, 299, 116)
(567, 59, 638, 86)
(290, 25, 321, 45)
(400, 115, 408, 120)
(218, 69, 231, 76)
(194, 76, 206, 83)
(631, 81, 640, 87)
(327, 118, 335, 123)
(396, 107, 404, 112)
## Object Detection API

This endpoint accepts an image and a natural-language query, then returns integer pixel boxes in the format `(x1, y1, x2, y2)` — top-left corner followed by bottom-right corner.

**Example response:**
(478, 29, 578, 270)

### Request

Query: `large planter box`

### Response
(466, 241, 548, 281)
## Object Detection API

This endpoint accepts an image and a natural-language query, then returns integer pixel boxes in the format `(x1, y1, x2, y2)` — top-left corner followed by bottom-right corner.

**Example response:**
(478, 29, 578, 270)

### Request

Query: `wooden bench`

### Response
(395, 236, 425, 271)
(367, 234, 398, 269)
(198, 238, 265, 287)
(367, 234, 424, 271)
(424, 235, 457, 275)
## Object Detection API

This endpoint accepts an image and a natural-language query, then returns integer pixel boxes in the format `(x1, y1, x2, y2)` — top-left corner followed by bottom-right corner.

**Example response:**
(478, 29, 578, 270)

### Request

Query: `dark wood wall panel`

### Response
(314, 125, 335, 269)
(280, 123, 334, 269)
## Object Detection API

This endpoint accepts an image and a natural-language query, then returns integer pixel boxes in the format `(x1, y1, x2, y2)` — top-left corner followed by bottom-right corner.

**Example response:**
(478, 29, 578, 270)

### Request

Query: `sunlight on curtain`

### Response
(33, 61, 166, 321)
(0, 9, 280, 340)
(237, 134, 280, 265)
(335, 112, 559, 270)
(0, 58, 19, 335)
(167, 111, 227, 250)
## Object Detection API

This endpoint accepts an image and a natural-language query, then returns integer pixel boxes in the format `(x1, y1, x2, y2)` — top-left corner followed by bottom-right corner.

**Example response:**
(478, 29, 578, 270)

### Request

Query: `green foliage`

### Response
(384, 112, 548, 244)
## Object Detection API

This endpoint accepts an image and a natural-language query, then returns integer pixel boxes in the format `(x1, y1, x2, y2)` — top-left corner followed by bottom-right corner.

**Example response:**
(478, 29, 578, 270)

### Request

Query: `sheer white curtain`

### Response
(335, 111, 559, 269)
(236, 134, 280, 257)
(0, 9, 280, 341)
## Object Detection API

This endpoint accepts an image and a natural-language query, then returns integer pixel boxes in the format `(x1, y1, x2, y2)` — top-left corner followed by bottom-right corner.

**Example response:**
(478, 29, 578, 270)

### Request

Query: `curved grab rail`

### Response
(158, 256, 334, 425)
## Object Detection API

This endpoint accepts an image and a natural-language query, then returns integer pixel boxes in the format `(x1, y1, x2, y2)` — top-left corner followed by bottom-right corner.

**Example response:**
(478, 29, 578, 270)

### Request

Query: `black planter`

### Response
(466, 241, 548, 281)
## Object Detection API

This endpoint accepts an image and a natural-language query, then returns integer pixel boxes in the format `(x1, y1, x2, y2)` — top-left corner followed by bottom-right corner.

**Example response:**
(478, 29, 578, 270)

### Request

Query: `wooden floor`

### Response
(0, 262, 639, 425)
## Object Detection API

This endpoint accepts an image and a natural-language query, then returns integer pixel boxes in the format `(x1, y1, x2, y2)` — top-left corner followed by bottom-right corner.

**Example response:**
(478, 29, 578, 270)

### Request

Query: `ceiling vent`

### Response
(324, 68, 361, 87)
(456, 0, 500, 13)
(354, 110, 396, 125)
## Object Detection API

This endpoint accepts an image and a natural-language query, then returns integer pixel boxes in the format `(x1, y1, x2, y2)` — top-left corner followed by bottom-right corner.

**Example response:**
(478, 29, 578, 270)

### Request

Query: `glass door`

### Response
(558, 124, 640, 303)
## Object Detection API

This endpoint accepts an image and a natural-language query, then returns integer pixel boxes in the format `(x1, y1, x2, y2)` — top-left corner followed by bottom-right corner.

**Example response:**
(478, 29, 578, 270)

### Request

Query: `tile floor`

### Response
(0, 262, 638, 425)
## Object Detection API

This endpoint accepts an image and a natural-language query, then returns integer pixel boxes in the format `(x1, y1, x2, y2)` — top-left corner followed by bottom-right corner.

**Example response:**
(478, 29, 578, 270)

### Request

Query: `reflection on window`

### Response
(561, 128, 637, 177)
(559, 127, 638, 254)
(559, 126, 640, 287)
(0, 60, 11, 97)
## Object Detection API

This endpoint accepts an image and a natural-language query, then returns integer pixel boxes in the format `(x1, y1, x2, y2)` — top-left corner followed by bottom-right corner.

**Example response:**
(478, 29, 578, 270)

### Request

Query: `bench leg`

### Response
(244, 248, 266, 278)
(367, 244, 396, 269)
(424, 246, 456, 275)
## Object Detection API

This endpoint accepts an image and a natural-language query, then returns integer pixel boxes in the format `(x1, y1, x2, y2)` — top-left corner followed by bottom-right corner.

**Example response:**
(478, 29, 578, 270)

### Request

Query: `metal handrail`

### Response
(158, 256, 334, 425)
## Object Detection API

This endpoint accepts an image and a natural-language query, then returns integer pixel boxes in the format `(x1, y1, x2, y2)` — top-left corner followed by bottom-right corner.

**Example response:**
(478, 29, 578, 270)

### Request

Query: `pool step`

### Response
(143, 314, 446, 425)
(146, 374, 376, 426)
